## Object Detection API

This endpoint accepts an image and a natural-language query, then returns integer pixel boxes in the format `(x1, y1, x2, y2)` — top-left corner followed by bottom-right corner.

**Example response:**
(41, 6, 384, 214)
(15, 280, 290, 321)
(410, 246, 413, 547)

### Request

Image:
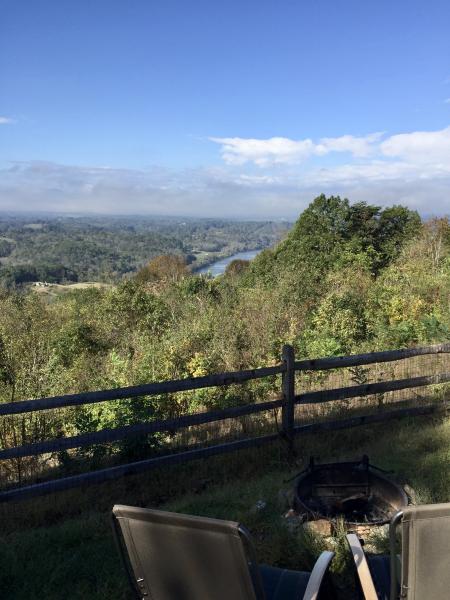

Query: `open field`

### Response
(30, 281, 112, 301)
(1, 413, 448, 599)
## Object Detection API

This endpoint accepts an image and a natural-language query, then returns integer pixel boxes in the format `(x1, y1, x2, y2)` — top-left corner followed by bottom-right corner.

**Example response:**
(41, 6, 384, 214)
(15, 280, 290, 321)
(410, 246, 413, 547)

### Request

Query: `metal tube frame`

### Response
(389, 510, 404, 600)
(238, 524, 265, 600)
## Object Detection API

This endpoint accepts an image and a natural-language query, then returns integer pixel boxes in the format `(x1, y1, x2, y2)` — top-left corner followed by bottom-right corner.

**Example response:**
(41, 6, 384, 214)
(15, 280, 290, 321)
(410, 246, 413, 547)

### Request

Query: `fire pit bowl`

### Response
(294, 456, 408, 527)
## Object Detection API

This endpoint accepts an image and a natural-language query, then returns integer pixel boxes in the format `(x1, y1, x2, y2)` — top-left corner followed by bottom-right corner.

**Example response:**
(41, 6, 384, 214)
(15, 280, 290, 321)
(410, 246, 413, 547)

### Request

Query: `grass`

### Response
(0, 413, 449, 599)
(30, 281, 111, 302)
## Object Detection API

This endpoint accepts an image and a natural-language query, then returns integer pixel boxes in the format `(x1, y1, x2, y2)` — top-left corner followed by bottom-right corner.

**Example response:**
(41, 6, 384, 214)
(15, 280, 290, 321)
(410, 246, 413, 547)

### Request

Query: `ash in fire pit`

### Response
(294, 456, 407, 526)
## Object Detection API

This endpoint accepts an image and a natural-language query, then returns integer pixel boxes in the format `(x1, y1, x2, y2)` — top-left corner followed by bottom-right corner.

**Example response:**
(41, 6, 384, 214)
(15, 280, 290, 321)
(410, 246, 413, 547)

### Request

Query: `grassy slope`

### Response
(0, 414, 449, 599)
(30, 281, 112, 302)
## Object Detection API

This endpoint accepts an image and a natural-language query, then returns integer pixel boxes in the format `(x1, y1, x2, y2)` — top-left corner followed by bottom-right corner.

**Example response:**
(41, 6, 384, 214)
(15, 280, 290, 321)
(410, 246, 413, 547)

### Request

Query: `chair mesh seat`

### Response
(367, 555, 391, 600)
(259, 565, 311, 600)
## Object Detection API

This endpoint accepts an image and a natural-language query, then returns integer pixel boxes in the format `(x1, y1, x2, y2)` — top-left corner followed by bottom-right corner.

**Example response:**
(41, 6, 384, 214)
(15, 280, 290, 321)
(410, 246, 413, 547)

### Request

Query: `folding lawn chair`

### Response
(347, 502, 450, 600)
(112, 504, 335, 600)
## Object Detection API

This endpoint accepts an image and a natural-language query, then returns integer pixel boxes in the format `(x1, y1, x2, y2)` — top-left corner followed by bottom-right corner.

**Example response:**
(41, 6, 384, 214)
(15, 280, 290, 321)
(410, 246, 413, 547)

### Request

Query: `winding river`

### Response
(197, 249, 261, 277)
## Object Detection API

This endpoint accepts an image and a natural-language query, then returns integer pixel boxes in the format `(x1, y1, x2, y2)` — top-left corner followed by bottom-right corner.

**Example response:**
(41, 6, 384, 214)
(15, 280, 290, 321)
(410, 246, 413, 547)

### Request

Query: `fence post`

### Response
(281, 344, 295, 453)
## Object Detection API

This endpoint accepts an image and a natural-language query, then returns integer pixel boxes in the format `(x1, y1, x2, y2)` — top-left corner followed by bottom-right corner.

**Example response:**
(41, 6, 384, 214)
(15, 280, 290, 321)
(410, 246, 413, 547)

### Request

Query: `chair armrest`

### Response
(346, 534, 378, 600)
(302, 550, 334, 600)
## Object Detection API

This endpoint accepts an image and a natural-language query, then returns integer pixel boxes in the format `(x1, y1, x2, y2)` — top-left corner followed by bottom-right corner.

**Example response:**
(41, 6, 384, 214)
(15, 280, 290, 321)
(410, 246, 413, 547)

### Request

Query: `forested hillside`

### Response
(0, 195, 449, 480)
(0, 215, 289, 286)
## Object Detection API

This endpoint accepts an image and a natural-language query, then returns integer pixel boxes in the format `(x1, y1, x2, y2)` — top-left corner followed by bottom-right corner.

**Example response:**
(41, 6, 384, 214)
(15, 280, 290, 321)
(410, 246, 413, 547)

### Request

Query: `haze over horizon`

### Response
(1, 1, 450, 219)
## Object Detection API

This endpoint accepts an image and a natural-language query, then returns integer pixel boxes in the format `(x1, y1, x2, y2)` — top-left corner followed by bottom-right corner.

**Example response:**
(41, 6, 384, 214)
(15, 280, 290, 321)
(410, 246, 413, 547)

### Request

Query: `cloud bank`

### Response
(1, 126, 450, 218)
(210, 127, 450, 168)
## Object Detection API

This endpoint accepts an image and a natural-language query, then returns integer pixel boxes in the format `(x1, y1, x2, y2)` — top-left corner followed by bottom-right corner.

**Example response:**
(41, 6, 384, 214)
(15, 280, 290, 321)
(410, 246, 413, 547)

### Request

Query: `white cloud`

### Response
(209, 136, 315, 166)
(380, 126, 450, 165)
(0, 116, 15, 124)
(211, 126, 450, 174)
(211, 132, 385, 166)
(315, 132, 383, 157)
(444, 98, 450, 104)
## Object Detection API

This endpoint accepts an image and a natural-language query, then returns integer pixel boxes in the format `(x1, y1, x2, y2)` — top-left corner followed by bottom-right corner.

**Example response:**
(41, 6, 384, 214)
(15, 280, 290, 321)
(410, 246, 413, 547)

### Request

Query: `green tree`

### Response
(225, 259, 250, 277)
(374, 205, 421, 270)
(135, 254, 188, 283)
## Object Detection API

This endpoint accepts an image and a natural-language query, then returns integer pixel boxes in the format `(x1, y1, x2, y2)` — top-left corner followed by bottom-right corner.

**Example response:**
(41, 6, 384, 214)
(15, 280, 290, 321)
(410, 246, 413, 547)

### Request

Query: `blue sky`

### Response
(1, 0, 450, 217)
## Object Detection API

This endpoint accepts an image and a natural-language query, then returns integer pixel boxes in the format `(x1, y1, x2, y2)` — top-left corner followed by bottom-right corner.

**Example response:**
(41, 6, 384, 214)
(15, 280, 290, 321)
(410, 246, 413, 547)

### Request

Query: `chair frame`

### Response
(389, 511, 403, 600)
(111, 504, 334, 600)
(348, 508, 425, 600)
(346, 533, 378, 600)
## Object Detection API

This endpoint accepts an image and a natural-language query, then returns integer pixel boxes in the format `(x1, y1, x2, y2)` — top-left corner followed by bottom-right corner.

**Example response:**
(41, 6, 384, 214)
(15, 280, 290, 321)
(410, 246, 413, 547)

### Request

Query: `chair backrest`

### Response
(112, 504, 264, 600)
(400, 502, 450, 600)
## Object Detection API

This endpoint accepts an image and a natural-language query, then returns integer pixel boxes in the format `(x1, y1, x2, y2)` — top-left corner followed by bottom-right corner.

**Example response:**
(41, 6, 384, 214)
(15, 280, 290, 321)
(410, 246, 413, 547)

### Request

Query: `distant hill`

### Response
(0, 215, 291, 287)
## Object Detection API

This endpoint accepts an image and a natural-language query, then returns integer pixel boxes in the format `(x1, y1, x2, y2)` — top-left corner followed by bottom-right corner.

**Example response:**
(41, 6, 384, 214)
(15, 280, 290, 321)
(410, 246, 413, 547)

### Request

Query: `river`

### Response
(197, 249, 261, 277)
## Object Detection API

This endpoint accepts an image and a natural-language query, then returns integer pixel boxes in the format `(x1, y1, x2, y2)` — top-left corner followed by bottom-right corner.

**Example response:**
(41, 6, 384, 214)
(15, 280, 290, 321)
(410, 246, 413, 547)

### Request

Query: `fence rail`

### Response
(0, 398, 284, 461)
(295, 372, 450, 405)
(293, 342, 450, 371)
(1, 342, 450, 502)
(0, 365, 283, 416)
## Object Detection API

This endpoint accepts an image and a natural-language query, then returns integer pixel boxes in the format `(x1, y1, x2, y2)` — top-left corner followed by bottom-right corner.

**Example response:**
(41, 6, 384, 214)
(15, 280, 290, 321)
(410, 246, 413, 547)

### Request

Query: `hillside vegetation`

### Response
(0, 195, 449, 485)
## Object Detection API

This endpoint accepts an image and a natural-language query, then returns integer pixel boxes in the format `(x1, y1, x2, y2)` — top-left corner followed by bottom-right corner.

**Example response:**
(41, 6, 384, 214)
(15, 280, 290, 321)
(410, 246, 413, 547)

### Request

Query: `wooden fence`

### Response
(1, 342, 450, 502)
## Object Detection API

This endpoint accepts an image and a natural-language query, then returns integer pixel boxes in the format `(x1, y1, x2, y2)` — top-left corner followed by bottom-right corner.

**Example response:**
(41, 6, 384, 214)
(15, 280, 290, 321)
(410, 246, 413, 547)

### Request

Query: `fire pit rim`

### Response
(293, 456, 408, 526)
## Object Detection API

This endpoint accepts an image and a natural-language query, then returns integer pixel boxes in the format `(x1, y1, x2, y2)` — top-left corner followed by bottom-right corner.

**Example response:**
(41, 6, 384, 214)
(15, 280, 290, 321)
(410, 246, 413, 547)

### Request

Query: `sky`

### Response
(1, 0, 450, 219)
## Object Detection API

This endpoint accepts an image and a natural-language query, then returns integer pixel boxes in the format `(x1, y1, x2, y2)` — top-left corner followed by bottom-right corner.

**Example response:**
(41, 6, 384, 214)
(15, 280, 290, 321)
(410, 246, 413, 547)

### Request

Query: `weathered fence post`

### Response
(281, 344, 295, 453)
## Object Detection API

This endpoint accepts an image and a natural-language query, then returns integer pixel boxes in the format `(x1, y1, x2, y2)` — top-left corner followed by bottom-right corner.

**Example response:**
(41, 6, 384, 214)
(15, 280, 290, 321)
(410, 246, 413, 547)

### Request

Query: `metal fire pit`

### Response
(293, 456, 408, 534)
